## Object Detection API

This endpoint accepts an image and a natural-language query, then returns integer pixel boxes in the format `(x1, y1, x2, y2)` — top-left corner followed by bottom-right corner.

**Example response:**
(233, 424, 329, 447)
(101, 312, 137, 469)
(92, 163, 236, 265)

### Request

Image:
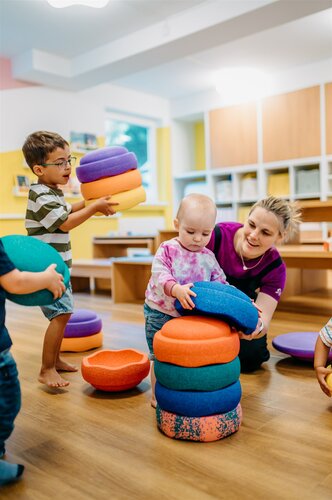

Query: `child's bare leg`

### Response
(39, 314, 72, 387)
(150, 362, 157, 408)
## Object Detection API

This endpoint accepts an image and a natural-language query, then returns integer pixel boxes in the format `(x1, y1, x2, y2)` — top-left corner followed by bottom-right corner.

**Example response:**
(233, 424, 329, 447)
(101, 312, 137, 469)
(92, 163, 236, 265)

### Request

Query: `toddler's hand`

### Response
(93, 196, 119, 216)
(172, 283, 196, 310)
(44, 264, 66, 299)
(315, 366, 332, 397)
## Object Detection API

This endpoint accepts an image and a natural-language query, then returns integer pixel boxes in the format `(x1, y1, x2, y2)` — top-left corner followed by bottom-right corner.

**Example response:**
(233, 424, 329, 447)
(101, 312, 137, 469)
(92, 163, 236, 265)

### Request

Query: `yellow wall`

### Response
(156, 127, 173, 228)
(0, 128, 173, 257)
(194, 121, 206, 170)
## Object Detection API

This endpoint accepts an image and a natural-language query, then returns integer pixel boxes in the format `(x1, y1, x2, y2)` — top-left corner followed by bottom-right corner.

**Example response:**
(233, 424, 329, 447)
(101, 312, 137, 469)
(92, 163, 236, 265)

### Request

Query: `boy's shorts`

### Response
(144, 303, 173, 359)
(40, 283, 74, 321)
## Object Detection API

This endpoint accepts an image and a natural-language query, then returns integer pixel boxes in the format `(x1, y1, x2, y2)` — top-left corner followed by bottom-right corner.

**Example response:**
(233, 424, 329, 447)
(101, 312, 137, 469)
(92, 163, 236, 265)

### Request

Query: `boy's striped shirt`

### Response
(25, 183, 72, 268)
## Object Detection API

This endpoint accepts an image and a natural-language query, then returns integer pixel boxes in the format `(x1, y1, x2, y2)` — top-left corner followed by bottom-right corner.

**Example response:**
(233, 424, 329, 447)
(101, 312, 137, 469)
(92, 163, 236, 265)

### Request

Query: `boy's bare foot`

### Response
(55, 359, 78, 372)
(151, 398, 157, 409)
(38, 368, 69, 388)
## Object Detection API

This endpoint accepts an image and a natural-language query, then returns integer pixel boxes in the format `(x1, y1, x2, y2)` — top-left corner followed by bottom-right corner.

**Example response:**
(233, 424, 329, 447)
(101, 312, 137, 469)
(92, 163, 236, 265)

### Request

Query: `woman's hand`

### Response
(315, 366, 332, 397)
(172, 283, 197, 310)
(237, 319, 265, 341)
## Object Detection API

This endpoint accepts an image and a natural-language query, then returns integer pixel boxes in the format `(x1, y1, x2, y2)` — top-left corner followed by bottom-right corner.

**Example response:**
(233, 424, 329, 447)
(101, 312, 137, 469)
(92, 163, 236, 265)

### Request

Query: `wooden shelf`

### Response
(298, 200, 332, 222)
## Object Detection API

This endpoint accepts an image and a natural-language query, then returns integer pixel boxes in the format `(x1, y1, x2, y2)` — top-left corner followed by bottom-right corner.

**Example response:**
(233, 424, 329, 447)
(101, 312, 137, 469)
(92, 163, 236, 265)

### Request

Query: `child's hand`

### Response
(45, 264, 66, 299)
(93, 196, 119, 216)
(172, 283, 196, 310)
(315, 366, 332, 397)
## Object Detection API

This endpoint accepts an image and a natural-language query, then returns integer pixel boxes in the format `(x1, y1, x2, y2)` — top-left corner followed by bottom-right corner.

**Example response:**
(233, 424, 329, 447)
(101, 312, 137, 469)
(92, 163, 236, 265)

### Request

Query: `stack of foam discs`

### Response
(153, 316, 242, 442)
(60, 309, 103, 352)
(76, 146, 146, 214)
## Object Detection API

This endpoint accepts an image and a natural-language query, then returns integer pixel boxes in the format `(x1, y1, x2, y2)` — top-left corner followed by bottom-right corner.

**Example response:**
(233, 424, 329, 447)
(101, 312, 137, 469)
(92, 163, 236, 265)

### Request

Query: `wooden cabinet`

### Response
(172, 83, 332, 224)
(92, 236, 155, 258)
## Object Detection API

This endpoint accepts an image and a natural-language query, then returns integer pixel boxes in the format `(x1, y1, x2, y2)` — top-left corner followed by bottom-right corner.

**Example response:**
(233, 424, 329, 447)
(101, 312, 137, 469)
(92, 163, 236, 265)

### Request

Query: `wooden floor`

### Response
(2, 293, 332, 500)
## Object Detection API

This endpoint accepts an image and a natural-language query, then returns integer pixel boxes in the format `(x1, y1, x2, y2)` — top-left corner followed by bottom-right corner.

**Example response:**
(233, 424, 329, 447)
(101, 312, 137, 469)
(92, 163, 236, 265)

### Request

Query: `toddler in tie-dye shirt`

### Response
(144, 193, 228, 407)
(314, 317, 332, 397)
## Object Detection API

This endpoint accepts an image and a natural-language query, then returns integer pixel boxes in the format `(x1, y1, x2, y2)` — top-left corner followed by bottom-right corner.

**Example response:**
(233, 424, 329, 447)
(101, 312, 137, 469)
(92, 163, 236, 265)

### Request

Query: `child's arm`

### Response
(0, 264, 65, 299)
(314, 335, 332, 397)
(59, 196, 118, 231)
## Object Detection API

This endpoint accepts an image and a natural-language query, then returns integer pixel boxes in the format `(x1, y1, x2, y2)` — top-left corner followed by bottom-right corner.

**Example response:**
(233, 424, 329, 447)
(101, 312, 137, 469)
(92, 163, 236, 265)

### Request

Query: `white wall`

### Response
(0, 83, 170, 152)
(170, 58, 332, 118)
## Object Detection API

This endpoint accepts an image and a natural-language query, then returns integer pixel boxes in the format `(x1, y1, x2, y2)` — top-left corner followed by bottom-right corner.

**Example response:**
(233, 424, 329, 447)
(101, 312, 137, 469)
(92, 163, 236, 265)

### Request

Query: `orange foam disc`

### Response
(60, 331, 103, 352)
(153, 316, 239, 367)
(81, 169, 142, 200)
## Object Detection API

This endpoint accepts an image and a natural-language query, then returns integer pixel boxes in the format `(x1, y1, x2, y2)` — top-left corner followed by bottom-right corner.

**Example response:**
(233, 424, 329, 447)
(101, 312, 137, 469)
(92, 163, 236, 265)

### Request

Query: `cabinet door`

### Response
(262, 86, 320, 162)
(209, 103, 258, 168)
(325, 83, 332, 155)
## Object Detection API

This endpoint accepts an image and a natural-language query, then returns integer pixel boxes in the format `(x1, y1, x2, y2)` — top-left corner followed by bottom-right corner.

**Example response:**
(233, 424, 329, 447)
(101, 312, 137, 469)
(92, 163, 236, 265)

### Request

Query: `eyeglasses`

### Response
(41, 157, 77, 169)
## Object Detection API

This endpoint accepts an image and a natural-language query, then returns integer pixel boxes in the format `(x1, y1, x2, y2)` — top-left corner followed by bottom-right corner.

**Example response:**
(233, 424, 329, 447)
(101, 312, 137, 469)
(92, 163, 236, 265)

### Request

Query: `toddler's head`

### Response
(174, 193, 217, 252)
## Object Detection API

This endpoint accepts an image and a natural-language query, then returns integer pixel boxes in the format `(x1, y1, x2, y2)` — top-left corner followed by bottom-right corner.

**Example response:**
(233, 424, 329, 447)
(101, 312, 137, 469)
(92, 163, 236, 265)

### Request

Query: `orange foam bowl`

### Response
(81, 349, 150, 391)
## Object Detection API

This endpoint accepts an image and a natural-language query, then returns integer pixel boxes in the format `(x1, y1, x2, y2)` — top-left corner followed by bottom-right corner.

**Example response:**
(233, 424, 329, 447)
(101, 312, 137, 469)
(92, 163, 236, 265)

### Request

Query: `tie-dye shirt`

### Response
(319, 318, 332, 348)
(145, 238, 227, 316)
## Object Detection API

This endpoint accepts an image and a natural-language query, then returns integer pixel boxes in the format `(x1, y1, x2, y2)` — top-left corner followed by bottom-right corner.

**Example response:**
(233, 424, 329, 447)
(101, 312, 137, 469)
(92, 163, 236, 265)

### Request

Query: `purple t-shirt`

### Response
(206, 222, 286, 302)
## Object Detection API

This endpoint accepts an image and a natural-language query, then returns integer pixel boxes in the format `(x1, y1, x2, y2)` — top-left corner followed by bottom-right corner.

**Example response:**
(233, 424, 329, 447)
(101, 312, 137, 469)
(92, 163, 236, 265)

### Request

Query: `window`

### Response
(105, 113, 157, 203)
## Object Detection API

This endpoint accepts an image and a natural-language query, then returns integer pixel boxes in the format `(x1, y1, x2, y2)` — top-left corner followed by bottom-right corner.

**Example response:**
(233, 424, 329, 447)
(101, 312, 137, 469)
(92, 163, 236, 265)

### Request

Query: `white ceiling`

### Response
(1, 0, 332, 99)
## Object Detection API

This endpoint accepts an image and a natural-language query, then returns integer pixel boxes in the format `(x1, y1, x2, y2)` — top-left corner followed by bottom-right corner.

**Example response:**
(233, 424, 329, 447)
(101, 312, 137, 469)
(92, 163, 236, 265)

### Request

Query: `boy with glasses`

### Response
(23, 131, 117, 388)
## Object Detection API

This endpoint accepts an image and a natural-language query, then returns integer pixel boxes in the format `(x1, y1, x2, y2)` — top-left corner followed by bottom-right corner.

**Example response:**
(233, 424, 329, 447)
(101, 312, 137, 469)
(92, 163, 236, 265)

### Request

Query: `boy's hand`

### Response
(93, 196, 119, 216)
(315, 366, 332, 397)
(172, 283, 197, 310)
(45, 264, 66, 299)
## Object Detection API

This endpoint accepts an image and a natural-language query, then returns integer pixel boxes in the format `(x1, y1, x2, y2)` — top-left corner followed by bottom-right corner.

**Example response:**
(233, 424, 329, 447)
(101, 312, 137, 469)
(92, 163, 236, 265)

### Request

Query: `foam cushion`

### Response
(155, 380, 241, 417)
(81, 169, 142, 200)
(272, 331, 332, 361)
(64, 309, 102, 338)
(81, 349, 150, 391)
(153, 316, 239, 367)
(156, 403, 242, 442)
(175, 281, 259, 335)
(1, 235, 70, 306)
(80, 146, 128, 165)
(154, 357, 240, 392)
(76, 152, 137, 183)
(60, 331, 103, 352)
(85, 185, 146, 215)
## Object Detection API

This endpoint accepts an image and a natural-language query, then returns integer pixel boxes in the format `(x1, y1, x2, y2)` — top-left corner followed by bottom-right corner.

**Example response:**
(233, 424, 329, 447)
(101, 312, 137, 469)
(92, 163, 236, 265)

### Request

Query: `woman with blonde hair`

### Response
(207, 196, 302, 372)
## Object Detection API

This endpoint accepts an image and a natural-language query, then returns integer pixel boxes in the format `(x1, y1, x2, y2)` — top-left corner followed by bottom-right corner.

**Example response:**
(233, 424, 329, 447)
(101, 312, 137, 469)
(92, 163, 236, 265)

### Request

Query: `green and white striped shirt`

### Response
(25, 183, 72, 268)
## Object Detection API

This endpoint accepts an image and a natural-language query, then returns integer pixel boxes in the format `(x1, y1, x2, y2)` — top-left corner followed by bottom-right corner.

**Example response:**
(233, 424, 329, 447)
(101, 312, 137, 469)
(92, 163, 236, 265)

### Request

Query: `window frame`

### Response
(105, 112, 158, 204)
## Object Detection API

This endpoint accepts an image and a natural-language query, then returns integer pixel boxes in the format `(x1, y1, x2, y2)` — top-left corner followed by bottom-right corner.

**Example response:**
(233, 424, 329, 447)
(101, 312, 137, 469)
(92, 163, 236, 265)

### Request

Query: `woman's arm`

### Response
(255, 292, 278, 336)
(239, 292, 278, 340)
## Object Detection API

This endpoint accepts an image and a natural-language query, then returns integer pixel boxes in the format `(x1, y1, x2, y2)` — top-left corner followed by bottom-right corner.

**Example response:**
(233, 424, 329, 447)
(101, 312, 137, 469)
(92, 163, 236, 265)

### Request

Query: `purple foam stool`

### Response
(272, 332, 332, 362)
(64, 309, 102, 338)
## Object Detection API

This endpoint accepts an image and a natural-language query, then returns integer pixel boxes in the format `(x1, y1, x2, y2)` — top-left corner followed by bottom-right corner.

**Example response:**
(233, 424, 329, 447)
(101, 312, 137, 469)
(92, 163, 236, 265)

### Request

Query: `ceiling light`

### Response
(47, 0, 110, 8)
(214, 67, 271, 104)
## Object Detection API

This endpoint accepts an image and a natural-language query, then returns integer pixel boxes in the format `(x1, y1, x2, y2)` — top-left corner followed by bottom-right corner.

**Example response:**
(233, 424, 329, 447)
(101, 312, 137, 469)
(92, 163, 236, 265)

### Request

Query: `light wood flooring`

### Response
(1, 293, 332, 500)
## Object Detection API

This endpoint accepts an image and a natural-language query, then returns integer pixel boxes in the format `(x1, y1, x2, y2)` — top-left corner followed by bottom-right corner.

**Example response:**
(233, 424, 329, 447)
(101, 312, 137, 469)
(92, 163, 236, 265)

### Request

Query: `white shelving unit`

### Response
(171, 88, 331, 231)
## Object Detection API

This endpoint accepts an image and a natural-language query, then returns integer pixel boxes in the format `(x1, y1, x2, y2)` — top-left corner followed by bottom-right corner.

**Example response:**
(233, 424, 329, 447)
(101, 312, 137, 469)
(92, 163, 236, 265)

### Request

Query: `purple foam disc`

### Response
(272, 331, 332, 361)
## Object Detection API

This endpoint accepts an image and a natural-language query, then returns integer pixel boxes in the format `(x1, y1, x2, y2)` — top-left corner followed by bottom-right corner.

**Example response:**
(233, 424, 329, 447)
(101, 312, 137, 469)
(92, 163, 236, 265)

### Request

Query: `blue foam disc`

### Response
(175, 281, 258, 335)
